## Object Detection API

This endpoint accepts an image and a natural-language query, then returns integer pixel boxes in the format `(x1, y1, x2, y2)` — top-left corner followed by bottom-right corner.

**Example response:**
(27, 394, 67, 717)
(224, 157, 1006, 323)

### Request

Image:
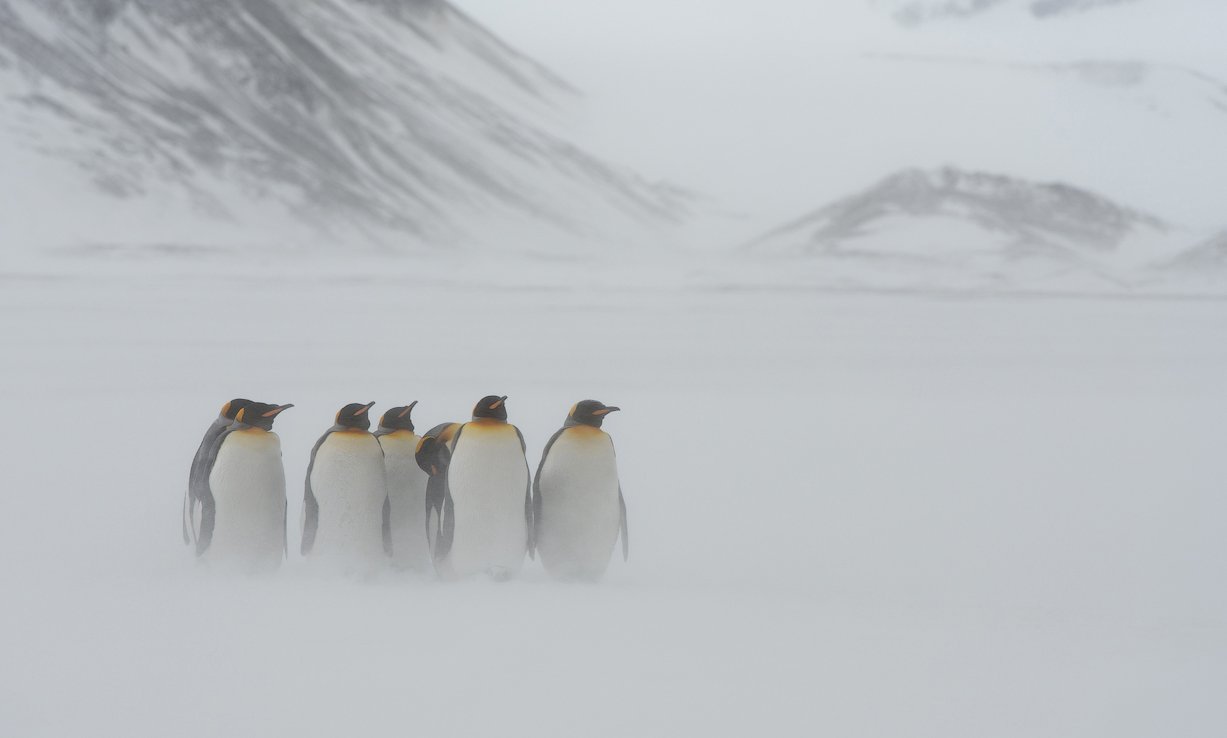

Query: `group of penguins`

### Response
(183, 395, 628, 581)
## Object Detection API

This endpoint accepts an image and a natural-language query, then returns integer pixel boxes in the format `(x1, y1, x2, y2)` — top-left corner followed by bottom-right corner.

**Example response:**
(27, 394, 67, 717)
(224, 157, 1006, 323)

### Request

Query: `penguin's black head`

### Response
(336, 402, 376, 430)
(415, 434, 452, 477)
(235, 402, 293, 431)
(472, 395, 509, 421)
(566, 400, 621, 428)
(221, 398, 254, 420)
(379, 402, 418, 432)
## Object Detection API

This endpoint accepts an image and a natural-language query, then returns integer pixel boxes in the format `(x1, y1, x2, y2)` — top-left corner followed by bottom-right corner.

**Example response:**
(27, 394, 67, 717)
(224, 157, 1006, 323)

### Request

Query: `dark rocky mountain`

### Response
(745, 168, 1184, 290)
(749, 168, 1166, 258)
(0, 0, 690, 250)
(1162, 231, 1227, 271)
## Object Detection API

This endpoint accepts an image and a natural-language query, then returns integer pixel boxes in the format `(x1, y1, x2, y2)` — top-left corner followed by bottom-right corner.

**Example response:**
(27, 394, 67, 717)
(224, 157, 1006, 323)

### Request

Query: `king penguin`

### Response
(185, 398, 252, 550)
(534, 400, 628, 581)
(197, 402, 294, 572)
(375, 402, 431, 572)
(429, 395, 532, 580)
(415, 420, 461, 570)
(302, 402, 389, 571)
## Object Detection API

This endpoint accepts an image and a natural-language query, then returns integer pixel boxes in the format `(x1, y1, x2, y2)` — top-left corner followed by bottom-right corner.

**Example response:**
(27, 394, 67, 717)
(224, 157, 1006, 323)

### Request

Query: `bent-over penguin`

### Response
(534, 400, 628, 581)
(415, 421, 461, 570)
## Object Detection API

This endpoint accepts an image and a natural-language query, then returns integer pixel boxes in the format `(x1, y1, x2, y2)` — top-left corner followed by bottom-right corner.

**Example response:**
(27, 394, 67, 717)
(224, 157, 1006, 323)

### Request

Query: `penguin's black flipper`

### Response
(425, 475, 442, 559)
(196, 494, 216, 557)
(381, 496, 393, 557)
(515, 426, 535, 559)
(301, 431, 331, 556)
(618, 486, 629, 562)
(524, 487, 535, 560)
(436, 487, 455, 563)
(187, 417, 231, 547)
(195, 424, 240, 556)
(181, 490, 192, 545)
(301, 489, 319, 556)
(532, 428, 566, 559)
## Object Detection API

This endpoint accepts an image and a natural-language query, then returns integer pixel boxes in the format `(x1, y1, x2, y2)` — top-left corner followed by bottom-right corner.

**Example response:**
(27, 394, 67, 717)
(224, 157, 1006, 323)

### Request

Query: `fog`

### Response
(456, 0, 1227, 235)
(1, 1, 1225, 736)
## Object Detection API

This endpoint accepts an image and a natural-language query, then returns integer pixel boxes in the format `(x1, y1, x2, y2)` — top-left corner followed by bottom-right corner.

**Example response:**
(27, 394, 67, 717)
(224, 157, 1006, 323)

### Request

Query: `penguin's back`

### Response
(537, 426, 621, 579)
(310, 431, 387, 561)
(378, 430, 430, 570)
(445, 422, 529, 576)
(207, 428, 286, 569)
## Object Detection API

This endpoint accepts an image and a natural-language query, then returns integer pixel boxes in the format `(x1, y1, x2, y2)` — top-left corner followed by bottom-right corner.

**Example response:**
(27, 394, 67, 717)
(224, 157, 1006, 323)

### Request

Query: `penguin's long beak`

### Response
(490, 396, 508, 410)
(594, 406, 621, 416)
(357, 402, 375, 416)
(399, 401, 418, 419)
(262, 404, 294, 417)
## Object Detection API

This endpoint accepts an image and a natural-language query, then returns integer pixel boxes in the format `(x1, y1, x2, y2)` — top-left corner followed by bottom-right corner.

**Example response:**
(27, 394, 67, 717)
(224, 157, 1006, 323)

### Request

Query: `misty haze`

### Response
(1, 1, 1224, 736)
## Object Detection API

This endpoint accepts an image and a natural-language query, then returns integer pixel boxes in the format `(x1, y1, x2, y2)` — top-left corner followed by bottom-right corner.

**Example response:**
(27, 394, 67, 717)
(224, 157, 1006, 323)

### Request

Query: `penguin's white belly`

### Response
(207, 430, 286, 571)
(537, 431, 621, 579)
(310, 432, 387, 565)
(378, 432, 430, 571)
(446, 426, 528, 577)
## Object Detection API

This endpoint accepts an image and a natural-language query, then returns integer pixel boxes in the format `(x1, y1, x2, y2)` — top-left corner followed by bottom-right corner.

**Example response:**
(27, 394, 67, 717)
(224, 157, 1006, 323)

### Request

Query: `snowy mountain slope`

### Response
(745, 168, 1193, 291)
(0, 0, 689, 253)
(1161, 231, 1227, 273)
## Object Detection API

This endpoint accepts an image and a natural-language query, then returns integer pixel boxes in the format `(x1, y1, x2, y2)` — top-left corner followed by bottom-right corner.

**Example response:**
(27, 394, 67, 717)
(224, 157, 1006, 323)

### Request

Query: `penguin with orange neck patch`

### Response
(197, 402, 294, 571)
(302, 402, 389, 570)
(534, 400, 628, 581)
(431, 395, 532, 580)
(375, 402, 431, 571)
(185, 398, 253, 548)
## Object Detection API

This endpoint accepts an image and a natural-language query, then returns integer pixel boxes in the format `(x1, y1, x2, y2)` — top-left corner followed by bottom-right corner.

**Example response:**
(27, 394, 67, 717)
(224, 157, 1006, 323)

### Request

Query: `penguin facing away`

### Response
(431, 395, 532, 581)
(198, 402, 294, 571)
(415, 421, 461, 568)
(534, 400, 628, 581)
(375, 402, 432, 572)
(185, 398, 252, 548)
(302, 402, 389, 570)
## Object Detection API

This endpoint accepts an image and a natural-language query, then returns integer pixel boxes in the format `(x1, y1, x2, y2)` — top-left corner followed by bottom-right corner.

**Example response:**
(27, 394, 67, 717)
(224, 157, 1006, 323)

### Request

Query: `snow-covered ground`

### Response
(1, 254, 1224, 736)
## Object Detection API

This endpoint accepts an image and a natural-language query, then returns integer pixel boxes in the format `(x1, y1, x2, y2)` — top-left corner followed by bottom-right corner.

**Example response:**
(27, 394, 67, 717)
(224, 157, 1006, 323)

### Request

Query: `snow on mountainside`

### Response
(1162, 231, 1227, 273)
(746, 168, 1191, 291)
(0, 0, 690, 253)
(882, 0, 1140, 25)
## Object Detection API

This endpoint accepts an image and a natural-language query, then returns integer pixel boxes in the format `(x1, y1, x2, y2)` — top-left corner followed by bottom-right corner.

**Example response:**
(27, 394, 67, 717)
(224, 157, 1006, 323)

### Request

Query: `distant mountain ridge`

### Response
(751, 167, 1167, 256)
(1163, 231, 1227, 271)
(745, 167, 1201, 291)
(0, 0, 689, 250)
(883, 0, 1140, 25)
